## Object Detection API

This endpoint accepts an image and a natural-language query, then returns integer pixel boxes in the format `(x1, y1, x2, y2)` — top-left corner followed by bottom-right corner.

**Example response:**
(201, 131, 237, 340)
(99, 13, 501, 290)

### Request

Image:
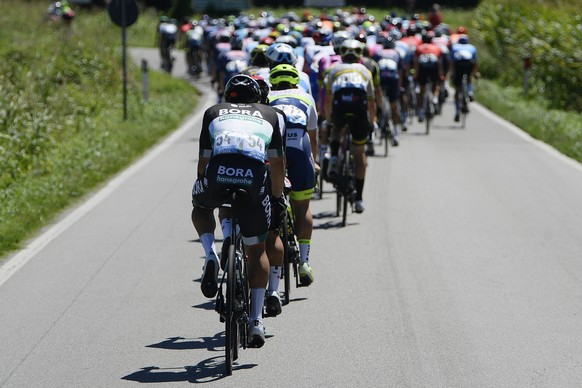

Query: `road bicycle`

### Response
(160, 39, 175, 74)
(333, 125, 356, 227)
(460, 74, 470, 129)
(402, 75, 417, 128)
(187, 46, 203, 79)
(214, 189, 250, 376)
(279, 192, 300, 305)
(376, 95, 391, 157)
(422, 80, 435, 135)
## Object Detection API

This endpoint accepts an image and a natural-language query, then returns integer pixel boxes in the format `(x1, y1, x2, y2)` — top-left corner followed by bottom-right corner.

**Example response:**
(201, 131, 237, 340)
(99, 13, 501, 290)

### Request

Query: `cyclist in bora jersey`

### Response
(325, 39, 377, 214)
(192, 75, 286, 348)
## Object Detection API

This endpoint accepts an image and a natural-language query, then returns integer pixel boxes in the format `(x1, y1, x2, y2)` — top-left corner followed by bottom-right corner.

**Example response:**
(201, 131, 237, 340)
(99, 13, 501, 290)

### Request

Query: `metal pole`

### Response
(122, 0, 128, 120)
(141, 59, 149, 101)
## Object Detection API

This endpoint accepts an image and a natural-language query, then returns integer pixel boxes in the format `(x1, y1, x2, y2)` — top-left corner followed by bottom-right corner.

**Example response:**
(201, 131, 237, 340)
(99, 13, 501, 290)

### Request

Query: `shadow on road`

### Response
(121, 357, 257, 383)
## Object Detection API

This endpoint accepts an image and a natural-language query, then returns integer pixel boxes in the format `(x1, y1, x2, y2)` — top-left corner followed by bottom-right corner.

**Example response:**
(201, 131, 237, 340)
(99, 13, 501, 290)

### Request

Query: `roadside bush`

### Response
(473, 0, 582, 111)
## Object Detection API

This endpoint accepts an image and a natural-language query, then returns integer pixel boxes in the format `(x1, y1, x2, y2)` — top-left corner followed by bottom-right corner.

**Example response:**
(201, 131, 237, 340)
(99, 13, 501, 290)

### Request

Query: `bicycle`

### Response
(279, 192, 300, 305)
(214, 189, 250, 376)
(187, 46, 203, 79)
(160, 39, 175, 74)
(422, 80, 435, 135)
(376, 95, 391, 157)
(460, 74, 470, 129)
(332, 125, 356, 227)
(403, 75, 417, 127)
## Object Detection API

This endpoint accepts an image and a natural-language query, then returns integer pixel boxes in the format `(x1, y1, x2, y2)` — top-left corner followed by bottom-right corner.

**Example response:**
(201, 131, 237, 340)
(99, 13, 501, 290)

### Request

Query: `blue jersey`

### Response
(450, 43, 477, 63)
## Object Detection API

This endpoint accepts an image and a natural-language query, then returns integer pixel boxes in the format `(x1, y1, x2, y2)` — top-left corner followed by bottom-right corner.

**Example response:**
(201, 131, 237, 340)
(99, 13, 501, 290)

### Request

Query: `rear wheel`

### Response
(225, 245, 237, 375)
(281, 215, 291, 305)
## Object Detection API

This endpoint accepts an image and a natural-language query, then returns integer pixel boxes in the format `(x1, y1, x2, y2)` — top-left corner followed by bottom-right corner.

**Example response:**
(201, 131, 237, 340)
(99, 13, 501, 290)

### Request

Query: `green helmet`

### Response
(269, 64, 300, 87)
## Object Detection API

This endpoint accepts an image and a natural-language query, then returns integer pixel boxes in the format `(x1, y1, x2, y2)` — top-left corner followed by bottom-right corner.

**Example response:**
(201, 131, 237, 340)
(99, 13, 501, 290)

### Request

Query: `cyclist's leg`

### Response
(286, 136, 316, 284)
(265, 231, 283, 315)
(386, 78, 401, 145)
(348, 100, 370, 212)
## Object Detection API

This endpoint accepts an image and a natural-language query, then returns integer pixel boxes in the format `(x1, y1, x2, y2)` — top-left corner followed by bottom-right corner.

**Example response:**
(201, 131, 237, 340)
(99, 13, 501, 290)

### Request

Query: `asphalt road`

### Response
(1, 48, 581, 387)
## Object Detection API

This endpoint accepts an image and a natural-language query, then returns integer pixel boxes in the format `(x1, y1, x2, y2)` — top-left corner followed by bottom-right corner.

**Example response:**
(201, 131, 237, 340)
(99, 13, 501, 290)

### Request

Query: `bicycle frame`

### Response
(334, 125, 355, 227)
(215, 191, 250, 376)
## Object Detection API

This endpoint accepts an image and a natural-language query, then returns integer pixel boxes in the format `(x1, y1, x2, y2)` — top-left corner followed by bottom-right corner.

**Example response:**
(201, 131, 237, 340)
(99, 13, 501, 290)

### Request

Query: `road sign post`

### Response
(108, 0, 139, 120)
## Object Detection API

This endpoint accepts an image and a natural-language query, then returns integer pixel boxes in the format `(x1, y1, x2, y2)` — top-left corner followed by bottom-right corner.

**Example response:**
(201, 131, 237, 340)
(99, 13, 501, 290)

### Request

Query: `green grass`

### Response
(0, 3, 199, 260)
(476, 80, 582, 161)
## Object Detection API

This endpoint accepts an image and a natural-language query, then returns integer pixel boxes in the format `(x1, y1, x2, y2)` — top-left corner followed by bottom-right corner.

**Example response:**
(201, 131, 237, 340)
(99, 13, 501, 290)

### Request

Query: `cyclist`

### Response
(450, 34, 478, 122)
(373, 36, 403, 146)
(325, 39, 377, 214)
(266, 43, 313, 96)
(192, 75, 286, 348)
(242, 44, 271, 80)
(157, 16, 178, 71)
(215, 36, 248, 102)
(355, 32, 383, 155)
(414, 32, 444, 122)
(269, 64, 319, 287)
(185, 20, 205, 76)
(393, 29, 414, 131)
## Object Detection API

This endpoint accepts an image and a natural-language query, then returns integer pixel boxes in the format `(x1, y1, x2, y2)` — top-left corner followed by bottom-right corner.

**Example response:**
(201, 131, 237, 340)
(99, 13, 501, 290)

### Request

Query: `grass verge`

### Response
(0, 3, 199, 260)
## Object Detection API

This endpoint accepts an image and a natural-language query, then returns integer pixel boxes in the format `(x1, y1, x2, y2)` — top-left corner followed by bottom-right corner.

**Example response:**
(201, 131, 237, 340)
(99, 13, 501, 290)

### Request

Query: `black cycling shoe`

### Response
(454, 113, 460, 122)
(200, 259, 218, 298)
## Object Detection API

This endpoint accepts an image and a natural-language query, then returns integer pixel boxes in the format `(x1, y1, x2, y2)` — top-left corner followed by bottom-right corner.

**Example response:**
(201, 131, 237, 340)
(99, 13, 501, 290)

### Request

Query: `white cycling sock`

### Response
(299, 240, 311, 264)
(220, 218, 232, 240)
(200, 233, 217, 261)
(268, 266, 281, 293)
(250, 288, 266, 321)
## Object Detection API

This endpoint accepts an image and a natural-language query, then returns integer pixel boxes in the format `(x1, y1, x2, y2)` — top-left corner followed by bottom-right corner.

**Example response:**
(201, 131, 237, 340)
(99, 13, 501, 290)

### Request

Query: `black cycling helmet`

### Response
(224, 74, 262, 103)
(383, 36, 396, 49)
(251, 75, 271, 104)
(230, 35, 243, 50)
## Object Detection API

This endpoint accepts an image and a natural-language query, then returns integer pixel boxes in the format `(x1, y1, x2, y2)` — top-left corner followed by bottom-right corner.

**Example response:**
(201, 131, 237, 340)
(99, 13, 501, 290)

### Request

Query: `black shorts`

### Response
(381, 78, 401, 103)
(331, 88, 371, 144)
(452, 61, 474, 87)
(192, 154, 271, 242)
(417, 64, 440, 86)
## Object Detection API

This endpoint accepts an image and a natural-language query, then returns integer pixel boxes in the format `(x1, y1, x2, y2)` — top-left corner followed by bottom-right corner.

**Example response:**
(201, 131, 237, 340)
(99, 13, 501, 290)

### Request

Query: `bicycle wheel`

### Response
(340, 152, 352, 227)
(281, 214, 291, 305)
(381, 96, 390, 157)
(225, 242, 237, 375)
(461, 77, 468, 129)
(424, 89, 432, 135)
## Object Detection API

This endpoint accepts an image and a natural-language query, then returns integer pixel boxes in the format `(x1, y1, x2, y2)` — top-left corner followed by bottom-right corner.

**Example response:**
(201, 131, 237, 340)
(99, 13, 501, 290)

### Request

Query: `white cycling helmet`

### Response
(266, 43, 298, 66)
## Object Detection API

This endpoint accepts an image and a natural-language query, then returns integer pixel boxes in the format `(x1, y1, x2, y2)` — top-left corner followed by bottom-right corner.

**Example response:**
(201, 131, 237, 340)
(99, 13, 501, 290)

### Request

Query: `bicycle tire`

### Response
(425, 87, 432, 135)
(461, 76, 468, 129)
(225, 243, 236, 375)
(341, 151, 352, 227)
(281, 214, 291, 305)
(381, 96, 390, 157)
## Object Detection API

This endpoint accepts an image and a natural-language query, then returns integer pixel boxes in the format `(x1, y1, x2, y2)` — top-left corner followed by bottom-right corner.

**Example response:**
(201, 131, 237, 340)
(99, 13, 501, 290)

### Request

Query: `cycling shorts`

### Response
(331, 88, 371, 144)
(417, 64, 440, 86)
(192, 154, 271, 243)
(285, 129, 315, 197)
(161, 32, 176, 45)
(452, 61, 474, 87)
(381, 78, 401, 103)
